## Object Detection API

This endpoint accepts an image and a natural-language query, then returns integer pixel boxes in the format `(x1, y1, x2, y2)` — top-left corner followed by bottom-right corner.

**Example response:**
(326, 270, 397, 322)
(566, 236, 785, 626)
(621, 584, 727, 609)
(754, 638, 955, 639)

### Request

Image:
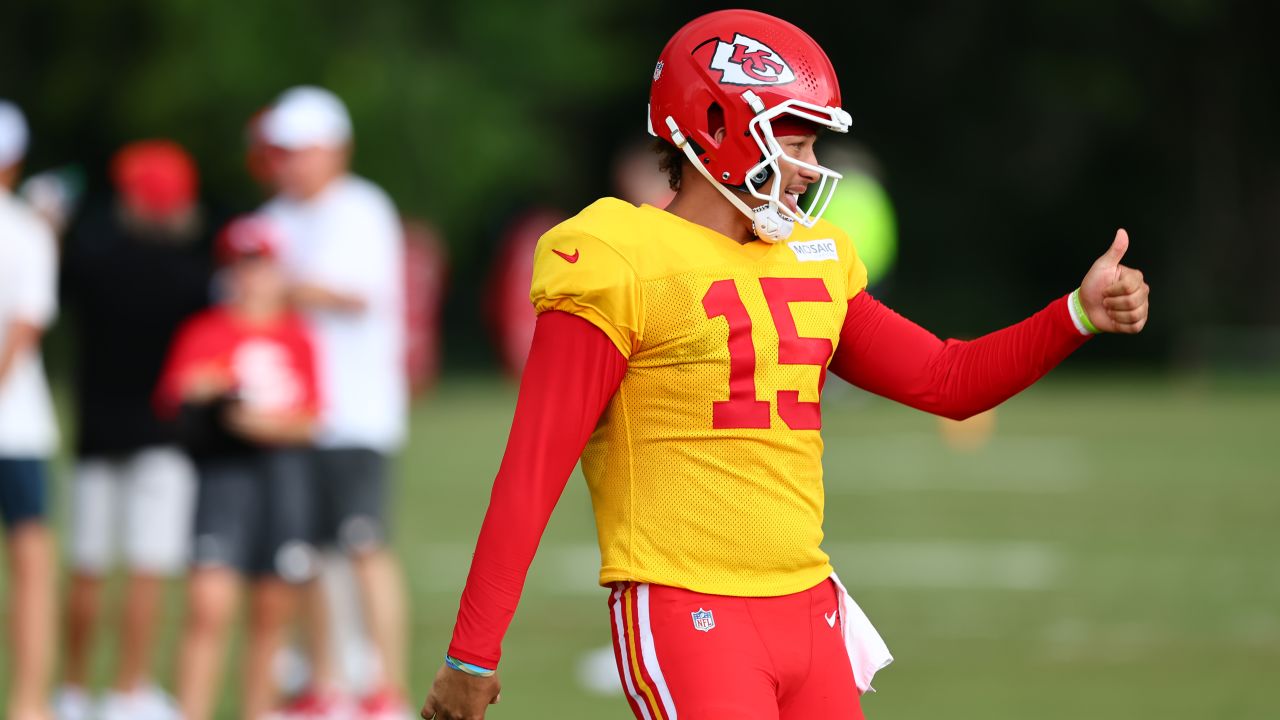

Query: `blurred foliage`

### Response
(4, 0, 1279, 367)
(3, 0, 653, 264)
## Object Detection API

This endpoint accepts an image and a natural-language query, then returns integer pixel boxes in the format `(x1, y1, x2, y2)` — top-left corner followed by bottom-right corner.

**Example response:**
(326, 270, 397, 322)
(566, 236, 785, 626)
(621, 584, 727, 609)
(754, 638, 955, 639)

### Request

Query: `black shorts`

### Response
(0, 457, 47, 530)
(310, 447, 390, 554)
(191, 450, 317, 582)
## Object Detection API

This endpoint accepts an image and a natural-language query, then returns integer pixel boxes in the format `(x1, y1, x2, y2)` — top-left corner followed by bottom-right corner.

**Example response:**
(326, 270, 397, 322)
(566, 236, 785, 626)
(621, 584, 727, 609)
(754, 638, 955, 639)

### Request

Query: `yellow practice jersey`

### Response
(531, 198, 868, 597)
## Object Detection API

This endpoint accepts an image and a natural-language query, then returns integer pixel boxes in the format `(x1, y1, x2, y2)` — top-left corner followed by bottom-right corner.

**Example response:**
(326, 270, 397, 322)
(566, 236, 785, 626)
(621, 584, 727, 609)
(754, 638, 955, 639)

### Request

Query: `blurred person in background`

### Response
(250, 108, 446, 395)
(612, 136, 677, 209)
(53, 140, 215, 720)
(244, 108, 277, 192)
(0, 99, 59, 720)
(485, 208, 565, 378)
(157, 215, 322, 720)
(258, 86, 411, 720)
(485, 139, 670, 379)
(19, 164, 86, 237)
(399, 219, 448, 396)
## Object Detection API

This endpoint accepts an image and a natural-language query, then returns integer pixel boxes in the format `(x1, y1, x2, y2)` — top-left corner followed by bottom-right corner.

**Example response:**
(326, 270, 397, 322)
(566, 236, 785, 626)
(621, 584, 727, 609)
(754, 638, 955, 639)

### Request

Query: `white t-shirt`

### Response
(263, 175, 407, 451)
(0, 188, 58, 457)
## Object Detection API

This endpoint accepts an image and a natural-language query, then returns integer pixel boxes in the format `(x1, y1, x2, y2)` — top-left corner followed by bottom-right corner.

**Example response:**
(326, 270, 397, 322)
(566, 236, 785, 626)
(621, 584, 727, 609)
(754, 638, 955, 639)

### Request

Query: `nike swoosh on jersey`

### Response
(553, 248, 580, 264)
(825, 610, 838, 628)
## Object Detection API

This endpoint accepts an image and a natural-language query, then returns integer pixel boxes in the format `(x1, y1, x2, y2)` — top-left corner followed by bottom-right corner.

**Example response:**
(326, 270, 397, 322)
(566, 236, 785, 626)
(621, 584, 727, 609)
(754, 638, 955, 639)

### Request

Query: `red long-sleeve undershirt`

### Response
(448, 311, 627, 669)
(828, 291, 1090, 419)
(447, 293, 1090, 668)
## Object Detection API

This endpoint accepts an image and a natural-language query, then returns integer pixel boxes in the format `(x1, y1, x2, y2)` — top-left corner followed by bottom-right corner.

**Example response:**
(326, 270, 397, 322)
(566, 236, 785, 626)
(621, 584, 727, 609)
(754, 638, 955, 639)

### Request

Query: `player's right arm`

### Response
(422, 228, 636, 720)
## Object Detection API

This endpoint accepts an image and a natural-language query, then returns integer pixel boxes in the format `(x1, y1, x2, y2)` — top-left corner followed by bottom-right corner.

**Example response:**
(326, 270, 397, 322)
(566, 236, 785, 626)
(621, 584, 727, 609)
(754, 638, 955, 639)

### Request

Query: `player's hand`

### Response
(420, 664, 501, 720)
(1079, 228, 1150, 334)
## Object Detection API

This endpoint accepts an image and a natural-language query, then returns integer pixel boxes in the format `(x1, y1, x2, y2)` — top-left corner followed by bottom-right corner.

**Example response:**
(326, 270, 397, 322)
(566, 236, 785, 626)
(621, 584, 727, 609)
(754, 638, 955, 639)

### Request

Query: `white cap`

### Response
(0, 100, 29, 169)
(261, 86, 352, 150)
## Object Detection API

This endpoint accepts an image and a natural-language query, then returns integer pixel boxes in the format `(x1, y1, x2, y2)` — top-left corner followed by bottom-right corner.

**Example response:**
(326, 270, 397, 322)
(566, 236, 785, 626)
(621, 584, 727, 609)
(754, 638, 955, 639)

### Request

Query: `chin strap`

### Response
(750, 203, 794, 242)
(665, 117, 794, 243)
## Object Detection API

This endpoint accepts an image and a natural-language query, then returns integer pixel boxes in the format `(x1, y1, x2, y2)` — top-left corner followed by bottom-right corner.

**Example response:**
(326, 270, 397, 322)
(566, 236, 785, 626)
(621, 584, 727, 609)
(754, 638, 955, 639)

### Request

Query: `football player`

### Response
(421, 9, 1149, 720)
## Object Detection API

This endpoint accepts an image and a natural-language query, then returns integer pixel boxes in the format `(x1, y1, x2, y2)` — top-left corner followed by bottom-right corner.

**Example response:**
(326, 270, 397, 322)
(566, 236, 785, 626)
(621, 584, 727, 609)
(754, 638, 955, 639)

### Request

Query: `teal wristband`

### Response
(445, 654, 496, 678)
(1070, 288, 1100, 335)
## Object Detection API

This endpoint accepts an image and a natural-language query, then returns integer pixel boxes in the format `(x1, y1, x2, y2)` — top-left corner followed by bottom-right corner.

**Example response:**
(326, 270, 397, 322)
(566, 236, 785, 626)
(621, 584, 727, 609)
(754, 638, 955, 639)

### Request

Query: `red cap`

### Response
(215, 215, 282, 265)
(111, 140, 198, 218)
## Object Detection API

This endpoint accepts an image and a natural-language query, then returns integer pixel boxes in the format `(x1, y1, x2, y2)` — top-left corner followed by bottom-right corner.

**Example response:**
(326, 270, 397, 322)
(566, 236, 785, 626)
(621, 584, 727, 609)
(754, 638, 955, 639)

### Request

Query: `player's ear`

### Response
(708, 102, 727, 146)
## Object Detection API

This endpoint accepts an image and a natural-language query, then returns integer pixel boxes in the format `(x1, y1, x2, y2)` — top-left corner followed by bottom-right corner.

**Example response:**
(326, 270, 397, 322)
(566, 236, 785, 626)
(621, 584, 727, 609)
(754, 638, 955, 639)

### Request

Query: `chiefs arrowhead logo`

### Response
(707, 33, 796, 86)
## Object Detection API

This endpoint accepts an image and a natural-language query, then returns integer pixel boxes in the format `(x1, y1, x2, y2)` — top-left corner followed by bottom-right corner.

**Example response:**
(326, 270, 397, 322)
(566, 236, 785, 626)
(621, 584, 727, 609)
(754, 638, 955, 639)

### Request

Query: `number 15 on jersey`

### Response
(702, 277, 835, 432)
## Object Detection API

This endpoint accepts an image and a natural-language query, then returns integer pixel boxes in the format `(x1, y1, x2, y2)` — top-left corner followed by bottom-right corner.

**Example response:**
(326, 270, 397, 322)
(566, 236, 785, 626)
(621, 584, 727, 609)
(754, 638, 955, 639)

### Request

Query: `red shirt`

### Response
(155, 307, 320, 418)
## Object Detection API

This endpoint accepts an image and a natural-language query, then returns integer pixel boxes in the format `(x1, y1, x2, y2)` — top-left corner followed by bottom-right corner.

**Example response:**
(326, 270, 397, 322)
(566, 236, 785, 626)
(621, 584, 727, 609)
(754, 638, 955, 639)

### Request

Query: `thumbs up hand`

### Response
(1079, 229, 1150, 334)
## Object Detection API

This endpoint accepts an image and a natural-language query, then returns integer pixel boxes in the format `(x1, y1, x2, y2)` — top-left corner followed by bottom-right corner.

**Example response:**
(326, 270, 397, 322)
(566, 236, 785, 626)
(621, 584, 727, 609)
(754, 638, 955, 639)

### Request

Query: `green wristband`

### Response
(1070, 289, 1100, 335)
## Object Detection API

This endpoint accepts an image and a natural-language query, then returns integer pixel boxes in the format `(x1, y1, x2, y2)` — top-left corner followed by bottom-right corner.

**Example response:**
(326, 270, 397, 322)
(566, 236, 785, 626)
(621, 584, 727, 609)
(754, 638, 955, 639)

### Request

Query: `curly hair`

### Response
(653, 139, 685, 191)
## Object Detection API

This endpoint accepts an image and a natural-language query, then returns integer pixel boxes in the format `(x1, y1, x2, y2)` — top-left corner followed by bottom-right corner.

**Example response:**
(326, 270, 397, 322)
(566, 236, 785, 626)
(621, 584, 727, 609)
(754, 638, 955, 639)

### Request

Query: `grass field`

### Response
(2, 372, 1277, 719)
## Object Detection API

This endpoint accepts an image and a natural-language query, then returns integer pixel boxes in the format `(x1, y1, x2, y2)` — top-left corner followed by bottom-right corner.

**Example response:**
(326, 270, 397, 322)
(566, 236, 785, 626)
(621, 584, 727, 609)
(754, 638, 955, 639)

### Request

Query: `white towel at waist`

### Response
(830, 571, 893, 694)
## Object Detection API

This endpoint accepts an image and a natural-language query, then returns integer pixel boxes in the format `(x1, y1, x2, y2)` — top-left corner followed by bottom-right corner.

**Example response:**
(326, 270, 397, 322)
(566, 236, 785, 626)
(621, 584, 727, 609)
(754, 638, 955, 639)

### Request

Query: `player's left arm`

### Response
(830, 229, 1149, 420)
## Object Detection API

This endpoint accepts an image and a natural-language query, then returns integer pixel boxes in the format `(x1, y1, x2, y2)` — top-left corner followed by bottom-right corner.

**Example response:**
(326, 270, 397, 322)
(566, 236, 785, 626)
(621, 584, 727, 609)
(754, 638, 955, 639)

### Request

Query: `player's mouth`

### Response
(783, 191, 801, 214)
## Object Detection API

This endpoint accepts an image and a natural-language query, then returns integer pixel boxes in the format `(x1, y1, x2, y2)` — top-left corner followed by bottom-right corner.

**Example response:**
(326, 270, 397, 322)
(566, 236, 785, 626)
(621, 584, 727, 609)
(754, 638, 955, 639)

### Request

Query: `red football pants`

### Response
(608, 579, 865, 720)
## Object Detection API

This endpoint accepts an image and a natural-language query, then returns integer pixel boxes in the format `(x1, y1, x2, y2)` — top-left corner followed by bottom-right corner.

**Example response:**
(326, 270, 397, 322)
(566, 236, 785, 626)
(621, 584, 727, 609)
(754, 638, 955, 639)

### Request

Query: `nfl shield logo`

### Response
(691, 608, 716, 632)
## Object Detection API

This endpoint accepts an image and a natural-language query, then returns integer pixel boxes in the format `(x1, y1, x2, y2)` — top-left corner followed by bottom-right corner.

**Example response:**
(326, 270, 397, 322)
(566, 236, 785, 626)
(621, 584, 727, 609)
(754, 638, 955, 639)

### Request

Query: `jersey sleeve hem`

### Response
(445, 644, 499, 671)
(534, 297, 635, 358)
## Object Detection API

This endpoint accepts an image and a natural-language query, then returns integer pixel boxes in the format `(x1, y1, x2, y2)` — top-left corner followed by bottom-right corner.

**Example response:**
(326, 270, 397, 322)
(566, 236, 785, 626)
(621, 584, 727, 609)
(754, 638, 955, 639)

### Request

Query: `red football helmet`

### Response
(648, 9, 852, 241)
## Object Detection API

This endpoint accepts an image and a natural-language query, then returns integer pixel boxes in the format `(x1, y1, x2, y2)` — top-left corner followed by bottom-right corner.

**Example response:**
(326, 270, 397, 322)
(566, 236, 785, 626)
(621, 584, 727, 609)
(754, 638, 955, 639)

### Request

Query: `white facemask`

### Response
(661, 92, 851, 243)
